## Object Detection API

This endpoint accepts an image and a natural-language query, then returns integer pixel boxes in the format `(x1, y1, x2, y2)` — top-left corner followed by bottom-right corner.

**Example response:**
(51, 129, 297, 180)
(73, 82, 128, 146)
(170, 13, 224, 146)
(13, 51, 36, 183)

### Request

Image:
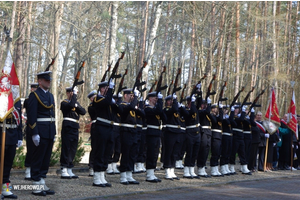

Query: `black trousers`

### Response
(146, 135, 160, 169)
(184, 132, 200, 167)
(177, 132, 187, 161)
(197, 133, 211, 167)
(119, 131, 138, 172)
(258, 146, 265, 171)
(229, 136, 247, 165)
(88, 124, 95, 168)
(25, 126, 34, 167)
(136, 130, 147, 163)
(108, 130, 121, 164)
(163, 131, 180, 168)
(132, 131, 141, 163)
(248, 143, 259, 170)
(220, 135, 232, 166)
(244, 134, 252, 164)
(60, 127, 78, 168)
(160, 131, 165, 163)
(31, 138, 54, 181)
(93, 125, 113, 172)
(1, 145, 16, 183)
(210, 134, 222, 167)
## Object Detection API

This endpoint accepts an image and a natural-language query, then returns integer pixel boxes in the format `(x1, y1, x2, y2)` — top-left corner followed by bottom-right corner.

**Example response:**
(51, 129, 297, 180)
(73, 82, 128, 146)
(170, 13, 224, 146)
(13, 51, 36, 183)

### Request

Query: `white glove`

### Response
(32, 135, 40, 146)
(242, 105, 246, 112)
(157, 92, 163, 99)
(273, 143, 276, 147)
(265, 133, 270, 138)
(207, 97, 211, 104)
(219, 103, 223, 109)
(231, 106, 235, 112)
(118, 92, 123, 98)
(191, 94, 196, 102)
(111, 98, 116, 104)
(139, 97, 144, 102)
(145, 99, 149, 105)
(75, 103, 78, 108)
(292, 144, 294, 148)
(196, 83, 201, 89)
(109, 78, 115, 89)
(17, 140, 23, 148)
(73, 86, 78, 95)
(134, 88, 140, 97)
(180, 103, 185, 108)
(251, 107, 255, 113)
(173, 93, 177, 100)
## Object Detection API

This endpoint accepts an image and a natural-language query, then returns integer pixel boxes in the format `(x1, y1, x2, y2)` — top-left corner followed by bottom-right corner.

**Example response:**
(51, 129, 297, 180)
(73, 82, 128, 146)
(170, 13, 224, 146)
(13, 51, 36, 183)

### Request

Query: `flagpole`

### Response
(264, 88, 272, 171)
(0, 119, 6, 197)
(290, 82, 295, 171)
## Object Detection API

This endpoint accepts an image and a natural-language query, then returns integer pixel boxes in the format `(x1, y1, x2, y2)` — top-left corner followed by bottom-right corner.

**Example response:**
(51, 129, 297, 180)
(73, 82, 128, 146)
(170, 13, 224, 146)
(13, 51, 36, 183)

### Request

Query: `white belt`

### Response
(136, 124, 143, 128)
(0, 124, 17, 128)
(232, 128, 243, 132)
(147, 125, 162, 130)
(121, 123, 137, 128)
(243, 131, 251, 134)
(91, 120, 96, 123)
(63, 117, 79, 123)
(165, 124, 182, 129)
(162, 125, 166, 128)
(186, 123, 200, 129)
(223, 132, 233, 136)
(212, 129, 222, 133)
(37, 117, 55, 122)
(113, 122, 121, 126)
(142, 127, 147, 130)
(97, 117, 114, 125)
(202, 126, 211, 129)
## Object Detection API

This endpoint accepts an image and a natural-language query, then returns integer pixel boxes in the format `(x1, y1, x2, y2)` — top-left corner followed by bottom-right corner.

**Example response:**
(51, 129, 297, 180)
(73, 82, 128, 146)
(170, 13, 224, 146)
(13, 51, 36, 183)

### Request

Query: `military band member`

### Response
(183, 95, 200, 179)
(220, 106, 236, 175)
(144, 92, 164, 182)
(163, 94, 181, 180)
(24, 83, 39, 180)
(118, 89, 142, 184)
(87, 90, 97, 176)
(92, 80, 115, 187)
(229, 104, 252, 175)
(196, 97, 212, 177)
(0, 100, 22, 199)
(60, 86, 86, 179)
(27, 71, 56, 196)
(210, 103, 223, 177)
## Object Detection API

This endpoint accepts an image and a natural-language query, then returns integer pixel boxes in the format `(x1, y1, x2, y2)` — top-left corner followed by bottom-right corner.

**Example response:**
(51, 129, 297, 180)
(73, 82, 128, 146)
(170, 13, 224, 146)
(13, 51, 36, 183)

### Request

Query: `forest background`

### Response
(0, 1, 299, 132)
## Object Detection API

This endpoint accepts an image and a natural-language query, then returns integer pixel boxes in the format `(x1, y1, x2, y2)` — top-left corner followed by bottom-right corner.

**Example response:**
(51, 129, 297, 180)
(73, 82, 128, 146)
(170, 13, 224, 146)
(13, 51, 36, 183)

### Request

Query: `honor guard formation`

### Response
(1, 54, 300, 199)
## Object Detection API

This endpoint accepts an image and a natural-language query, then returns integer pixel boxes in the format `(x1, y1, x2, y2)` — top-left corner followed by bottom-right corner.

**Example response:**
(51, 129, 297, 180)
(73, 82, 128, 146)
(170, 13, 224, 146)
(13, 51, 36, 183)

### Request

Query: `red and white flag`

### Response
(0, 51, 20, 121)
(287, 91, 298, 139)
(265, 88, 280, 124)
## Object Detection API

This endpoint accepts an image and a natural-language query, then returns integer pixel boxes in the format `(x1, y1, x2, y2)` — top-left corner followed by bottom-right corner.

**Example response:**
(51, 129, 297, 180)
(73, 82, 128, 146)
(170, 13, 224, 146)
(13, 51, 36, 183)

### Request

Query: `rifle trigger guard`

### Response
(210, 91, 216, 96)
(113, 74, 122, 79)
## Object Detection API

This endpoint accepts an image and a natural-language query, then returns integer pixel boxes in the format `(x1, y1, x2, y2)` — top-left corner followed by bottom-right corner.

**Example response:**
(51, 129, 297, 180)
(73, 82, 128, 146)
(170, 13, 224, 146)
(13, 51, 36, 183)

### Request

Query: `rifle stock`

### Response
(229, 87, 245, 108)
(45, 53, 58, 71)
(149, 80, 157, 93)
(117, 68, 128, 94)
(205, 74, 216, 101)
(191, 73, 207, 97)
(249, 89, 266, 112)
(132, 61, 147, 92)
(101, 62, 112, 82)
(218, 81, 228, 103)
(180, 84, 187, 103)
(172, 68, 182, 96)
(155, 66, 168, 95)
(71, 61, 85, 90)
(241, 87, 255, 108)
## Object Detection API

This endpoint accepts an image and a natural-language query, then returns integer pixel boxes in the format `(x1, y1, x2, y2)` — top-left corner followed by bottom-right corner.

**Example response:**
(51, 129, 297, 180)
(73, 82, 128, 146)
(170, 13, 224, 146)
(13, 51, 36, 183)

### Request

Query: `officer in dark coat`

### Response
(256, 112, 268, 171)
(24, 83, 39, 180)
(60, 86, 86, 179)
(144, 92, 164, 182)
(27, 71, 56, 196)
(87, 90, 97, 177)
(0, 100, 22, 199)
(92, 80, 114, 187)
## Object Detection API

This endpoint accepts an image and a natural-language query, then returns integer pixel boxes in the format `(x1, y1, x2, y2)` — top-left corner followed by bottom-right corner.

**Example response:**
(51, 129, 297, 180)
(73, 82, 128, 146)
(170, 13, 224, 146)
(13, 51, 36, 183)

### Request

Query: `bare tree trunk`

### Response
(139, 1, 148, 67)
(235, 2, 240, 95)
(109, 2, 118, 65)
(251, 3, 258, 100)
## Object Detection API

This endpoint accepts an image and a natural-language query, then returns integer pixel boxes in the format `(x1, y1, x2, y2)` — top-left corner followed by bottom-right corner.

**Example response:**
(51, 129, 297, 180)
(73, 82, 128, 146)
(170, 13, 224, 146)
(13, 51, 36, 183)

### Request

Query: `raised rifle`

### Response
(108, 51, 125, 81)
(205, 74, 216, 101)
(45, 53, 58, 71)
(229, 87, 245, 108)
(218, 81, 228, 106)
(180, 83, 187, 104)
(156, 66, 168, 95)
(167, 80, 174, 96)
(132, 61, 147, 92)
(248, 89, 266, 113)
(149, 80, 157, 93)
(190, 73, 207, 97)
(71, 61, 85, 90)
(172, 68, 182, 97)
(240, 86, 255, 109)
(116, 67, 128, 95)
(101, 62, 112, 82)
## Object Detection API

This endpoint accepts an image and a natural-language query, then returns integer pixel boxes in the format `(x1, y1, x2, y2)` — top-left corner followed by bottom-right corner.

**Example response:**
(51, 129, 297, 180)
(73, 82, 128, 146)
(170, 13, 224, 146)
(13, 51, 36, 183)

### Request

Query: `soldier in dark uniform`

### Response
(106, 93, 122, 175)
(210, 103, 223, 177)
(24, 83, 39, 180)
(256, 112, 268, 171)
(27, 71, 56, 196)
(0, 100, 22, 199)
(242, 107, 255, 168)
(87, 90, 97, 176)
(92, 80, 115, 187)
(60, 86, 86, 179)
(118, 88, 142, 184)
(144, 92, 164, 182)
(183, 95, 200, 179)
(196, 97, 212, 177)
(229, 105, 252, 175)
(220, 106, 236, 175)
(163, 94, 181, 180)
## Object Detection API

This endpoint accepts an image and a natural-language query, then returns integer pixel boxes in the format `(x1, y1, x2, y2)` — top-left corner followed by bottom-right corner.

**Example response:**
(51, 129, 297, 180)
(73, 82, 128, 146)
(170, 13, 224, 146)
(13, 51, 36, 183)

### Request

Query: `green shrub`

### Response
(50, 138, 62, 167)
(13, 146, 26, 169)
